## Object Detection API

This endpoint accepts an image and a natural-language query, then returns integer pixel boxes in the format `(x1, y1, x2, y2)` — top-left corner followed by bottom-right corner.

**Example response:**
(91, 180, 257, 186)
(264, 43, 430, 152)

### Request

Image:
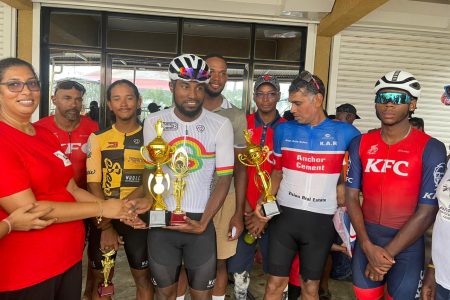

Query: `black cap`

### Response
(336, 103, 360, 119)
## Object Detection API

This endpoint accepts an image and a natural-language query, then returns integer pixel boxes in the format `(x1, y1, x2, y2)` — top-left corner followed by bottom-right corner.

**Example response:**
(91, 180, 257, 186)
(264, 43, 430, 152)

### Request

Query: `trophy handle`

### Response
(140, 146, 155, 166)
(238, 153, 254, 167)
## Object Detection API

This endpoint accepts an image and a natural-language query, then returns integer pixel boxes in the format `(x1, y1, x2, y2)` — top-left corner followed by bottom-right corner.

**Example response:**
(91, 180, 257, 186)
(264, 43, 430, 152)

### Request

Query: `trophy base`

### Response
(98, 282, 114, 297)
(149, 210, 168, 227)
(262, 201, 281, 217)
(170, 211, 186, 225)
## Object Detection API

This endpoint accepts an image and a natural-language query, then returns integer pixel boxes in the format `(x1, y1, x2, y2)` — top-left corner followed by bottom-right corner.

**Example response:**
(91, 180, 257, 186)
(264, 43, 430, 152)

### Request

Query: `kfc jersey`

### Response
(346, 128, 447, 229)
(35, 115, 99, 189)
(273, 118, 360, 215)
(246, 112, 285, 209)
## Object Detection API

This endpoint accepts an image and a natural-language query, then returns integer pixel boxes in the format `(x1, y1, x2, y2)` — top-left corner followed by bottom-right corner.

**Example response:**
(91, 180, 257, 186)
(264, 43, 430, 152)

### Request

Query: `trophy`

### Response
(169, 147, 190, 225)
(238, 130, 280, 217)
(98, 249, 116, 297)
(141, 119, 174, 227)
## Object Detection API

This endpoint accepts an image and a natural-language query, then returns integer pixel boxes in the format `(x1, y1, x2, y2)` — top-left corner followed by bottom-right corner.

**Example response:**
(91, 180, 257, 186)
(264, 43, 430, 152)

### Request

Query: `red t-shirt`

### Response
(34, 115, 99, 189)
(246, 113, 286, 209)
(0, 121, 85, 292)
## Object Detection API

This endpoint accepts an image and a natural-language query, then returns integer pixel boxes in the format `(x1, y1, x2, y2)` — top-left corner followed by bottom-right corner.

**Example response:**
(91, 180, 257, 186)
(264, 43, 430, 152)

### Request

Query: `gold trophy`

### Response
(238, 129, 280, 217)
(169, 147, 190, 225)
(141, 119, 174, 227)
(97, 249, 116, 297)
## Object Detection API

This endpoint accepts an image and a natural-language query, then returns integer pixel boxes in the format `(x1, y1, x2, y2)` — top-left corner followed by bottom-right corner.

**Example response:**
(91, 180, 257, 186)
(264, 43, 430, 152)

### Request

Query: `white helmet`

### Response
(374, 70, 421, 98)
(168, 54, 210, 83)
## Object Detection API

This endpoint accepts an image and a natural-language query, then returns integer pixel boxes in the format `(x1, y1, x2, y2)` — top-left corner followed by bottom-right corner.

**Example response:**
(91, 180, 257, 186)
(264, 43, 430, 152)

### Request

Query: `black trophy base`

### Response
(149, 210, 168, 227)
(262, 201, 281, 217)
(98, 282, 114, 297)
(170, 212, 186, 226)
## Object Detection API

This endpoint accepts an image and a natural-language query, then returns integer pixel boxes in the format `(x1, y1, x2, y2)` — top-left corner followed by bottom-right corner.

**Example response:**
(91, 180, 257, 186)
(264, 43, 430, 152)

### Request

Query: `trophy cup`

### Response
(141, 119, 174, 227)
(238, 130, 280, 217)
(98, 249, 116, 297)
(169, 147, 190, 225)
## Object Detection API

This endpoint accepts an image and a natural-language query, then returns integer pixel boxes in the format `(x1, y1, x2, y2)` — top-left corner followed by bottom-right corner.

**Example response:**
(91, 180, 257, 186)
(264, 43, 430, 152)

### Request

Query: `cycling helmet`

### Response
(374, 70, 421, 98)
(168, 54, 210, 83)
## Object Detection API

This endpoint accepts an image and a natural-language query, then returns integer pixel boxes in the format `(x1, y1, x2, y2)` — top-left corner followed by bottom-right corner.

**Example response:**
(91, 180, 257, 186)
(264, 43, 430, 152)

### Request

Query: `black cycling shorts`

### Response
(147, 213, 217, 291)
(88, 214, 149, 270)
(268, 206, 334, 281)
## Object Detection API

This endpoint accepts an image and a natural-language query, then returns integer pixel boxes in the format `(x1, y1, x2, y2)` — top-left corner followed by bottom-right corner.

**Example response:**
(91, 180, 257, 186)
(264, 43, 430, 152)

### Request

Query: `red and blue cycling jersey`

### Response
(346, 128, 447, 229)
(273, 118, 360, 215)
(246, 112, 286, 209)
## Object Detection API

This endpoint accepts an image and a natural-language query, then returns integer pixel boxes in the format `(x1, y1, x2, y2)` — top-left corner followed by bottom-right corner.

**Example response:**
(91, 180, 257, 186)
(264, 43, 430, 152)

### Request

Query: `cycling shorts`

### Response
(88, 215, 149, 270)
(352, 222, 424, 300)
(268, 206, 334, 281)
(147, 213, 216, 291)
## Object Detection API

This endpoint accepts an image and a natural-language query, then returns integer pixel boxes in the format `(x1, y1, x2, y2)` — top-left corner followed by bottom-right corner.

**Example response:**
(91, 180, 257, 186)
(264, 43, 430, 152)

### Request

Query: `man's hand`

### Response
(165, 217, 207, 234)
(125, 197, 152, 215)
(362, 242, 395, 274)
(100, 226, 122, 251)
(331, 243, 349, 256)
(228, 212, 244, 241)
(365, 263, 385, 282)
(244, 211, 266, 238)
(253, 202, 272, 223)
(421, 267, 436, 300)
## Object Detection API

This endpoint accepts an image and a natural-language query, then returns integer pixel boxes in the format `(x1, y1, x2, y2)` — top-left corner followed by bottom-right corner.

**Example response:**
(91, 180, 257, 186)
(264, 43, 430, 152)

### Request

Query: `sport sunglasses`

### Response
(375, 92, 412, 105)
(178, 67, 210, 81)
(445, 85, 450, 98)
(299, 70, 320, 92)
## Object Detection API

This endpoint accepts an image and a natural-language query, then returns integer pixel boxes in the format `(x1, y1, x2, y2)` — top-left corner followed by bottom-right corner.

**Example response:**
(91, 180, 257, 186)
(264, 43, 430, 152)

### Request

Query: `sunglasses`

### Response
(299, 70, 321, 92)
(255, 92, 279, 100)
(375, 92, 412, 105)
(0, 80, 41, 93)
(178, 67, 210, 81)
(445, 85, 450, 97)
(55, 80, 86, 95)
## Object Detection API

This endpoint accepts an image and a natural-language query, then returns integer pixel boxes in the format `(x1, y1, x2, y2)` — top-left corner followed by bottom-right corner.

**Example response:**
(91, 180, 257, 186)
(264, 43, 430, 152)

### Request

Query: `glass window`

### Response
(183, 20, 251, 58)
(108, 17, 178, 53)
(49, 50, 101, 116)
(111, 56, 172, 121)
(49, 12, 101, 47)
(222, 63, 248, 109)
(251, 64, 300, 114)
(254, 26, 304, 62)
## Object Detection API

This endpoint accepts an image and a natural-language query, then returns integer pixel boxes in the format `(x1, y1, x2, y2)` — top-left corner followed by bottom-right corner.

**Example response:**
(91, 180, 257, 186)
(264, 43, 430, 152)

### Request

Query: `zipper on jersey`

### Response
(67, 131, 72, 159)
(379, 145, 389, 224)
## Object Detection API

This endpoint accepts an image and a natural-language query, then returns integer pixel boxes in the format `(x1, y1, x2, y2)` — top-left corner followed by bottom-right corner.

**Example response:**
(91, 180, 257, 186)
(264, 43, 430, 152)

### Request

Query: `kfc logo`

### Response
(365, 159, 408, 176)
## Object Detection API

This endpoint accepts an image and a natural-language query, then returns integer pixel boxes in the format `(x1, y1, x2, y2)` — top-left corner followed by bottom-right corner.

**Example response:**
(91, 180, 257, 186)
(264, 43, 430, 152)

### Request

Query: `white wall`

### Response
(0, 2, 16, 59)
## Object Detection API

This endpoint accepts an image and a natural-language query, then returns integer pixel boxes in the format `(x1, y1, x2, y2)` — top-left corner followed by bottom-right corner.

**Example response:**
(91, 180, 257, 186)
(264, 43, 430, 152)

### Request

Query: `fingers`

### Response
(31, 218, 58, 229)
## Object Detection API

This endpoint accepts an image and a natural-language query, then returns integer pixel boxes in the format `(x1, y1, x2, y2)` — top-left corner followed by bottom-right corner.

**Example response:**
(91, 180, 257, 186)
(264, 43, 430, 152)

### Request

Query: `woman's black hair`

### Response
(106, 79, 140, 101)
(0, 57, 38, 82)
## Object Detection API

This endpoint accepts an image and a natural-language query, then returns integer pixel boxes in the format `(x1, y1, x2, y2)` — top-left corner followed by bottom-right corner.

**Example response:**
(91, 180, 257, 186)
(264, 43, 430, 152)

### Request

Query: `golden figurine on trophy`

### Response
(98, 249, 116, 297)
(238, 129, 280, 217)
(169, 147, 190, 225)
(140, 119, 174, 227)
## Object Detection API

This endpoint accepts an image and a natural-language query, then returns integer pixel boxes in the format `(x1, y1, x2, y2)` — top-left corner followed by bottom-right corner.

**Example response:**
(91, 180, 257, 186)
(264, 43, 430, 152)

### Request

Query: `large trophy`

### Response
(97, 249, 116, 297)
(169, 147, 190, 225)
(239, 130, 280, 217)
(141, 119, 174, 227)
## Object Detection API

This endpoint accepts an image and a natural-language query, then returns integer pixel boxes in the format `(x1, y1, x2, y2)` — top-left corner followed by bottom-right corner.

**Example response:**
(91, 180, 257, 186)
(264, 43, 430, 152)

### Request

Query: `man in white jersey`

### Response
(133, 54, 234, 300)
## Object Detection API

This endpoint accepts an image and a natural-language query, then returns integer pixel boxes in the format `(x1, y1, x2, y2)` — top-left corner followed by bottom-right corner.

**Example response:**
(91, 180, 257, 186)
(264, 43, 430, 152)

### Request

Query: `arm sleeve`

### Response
(345, 135, 363, 190)
(215, 119, 235, 176)
(233, 110, 247, 149)
(273, 124, 283, 171)
(0, 147, 31, 198)
(419, 138, 447, 205)
(86, 133, 102, 183)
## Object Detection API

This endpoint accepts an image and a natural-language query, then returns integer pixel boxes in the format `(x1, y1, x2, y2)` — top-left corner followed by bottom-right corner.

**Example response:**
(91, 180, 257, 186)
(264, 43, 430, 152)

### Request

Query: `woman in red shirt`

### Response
(0, 57, 133, 299)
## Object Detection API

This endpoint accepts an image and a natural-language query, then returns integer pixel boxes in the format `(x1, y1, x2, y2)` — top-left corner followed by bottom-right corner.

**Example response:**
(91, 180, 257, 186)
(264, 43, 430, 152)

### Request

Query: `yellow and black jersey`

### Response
(87, 124, 144, 199)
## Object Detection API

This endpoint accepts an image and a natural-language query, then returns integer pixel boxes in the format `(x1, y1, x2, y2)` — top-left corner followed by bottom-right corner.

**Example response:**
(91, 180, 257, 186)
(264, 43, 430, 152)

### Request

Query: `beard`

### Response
(205, 85, 224, 98)
(63, 109, 81, 122)
(173, 97, 203, 119)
